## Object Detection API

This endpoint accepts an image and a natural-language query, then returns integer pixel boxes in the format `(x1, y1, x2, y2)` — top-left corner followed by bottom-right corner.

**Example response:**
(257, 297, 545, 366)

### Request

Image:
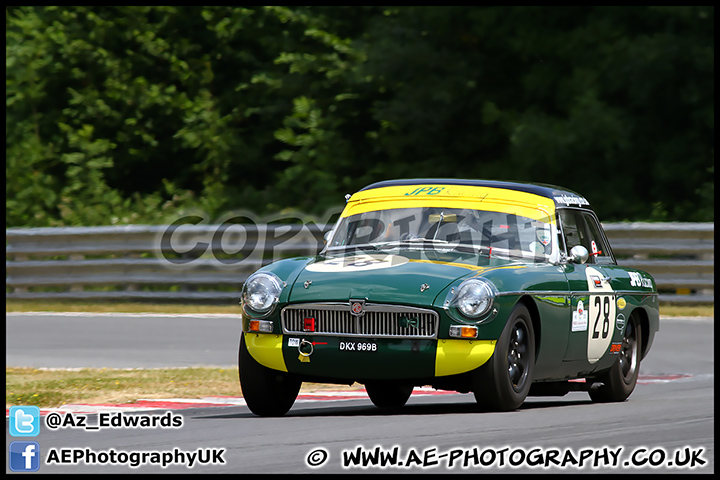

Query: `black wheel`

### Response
(472, 304, 535, 411)
(365, 382, 413, 409)
(589, 313, 642, 403)
(239, 335, 301, 417)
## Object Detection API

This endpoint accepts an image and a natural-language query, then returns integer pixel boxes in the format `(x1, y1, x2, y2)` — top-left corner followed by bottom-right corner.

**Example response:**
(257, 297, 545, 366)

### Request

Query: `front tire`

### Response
(365, 382, 413, 409)
(589, 313, 642, 403)
(239, 335, 301, 417)
(472, 304, 535, 411)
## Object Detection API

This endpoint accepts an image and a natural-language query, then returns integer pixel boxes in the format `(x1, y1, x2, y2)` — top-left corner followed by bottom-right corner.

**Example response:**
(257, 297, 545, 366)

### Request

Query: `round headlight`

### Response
(454, 278, 495, 318)
(242, 272, 283, 314)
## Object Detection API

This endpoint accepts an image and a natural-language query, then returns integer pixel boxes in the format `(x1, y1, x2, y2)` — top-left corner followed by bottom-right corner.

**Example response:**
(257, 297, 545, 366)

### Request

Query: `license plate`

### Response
(339, 341, 377, 352)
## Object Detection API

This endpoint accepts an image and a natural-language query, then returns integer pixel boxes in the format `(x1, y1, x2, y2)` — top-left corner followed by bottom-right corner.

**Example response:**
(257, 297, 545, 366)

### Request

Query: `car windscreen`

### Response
(327, 207, 558, 262)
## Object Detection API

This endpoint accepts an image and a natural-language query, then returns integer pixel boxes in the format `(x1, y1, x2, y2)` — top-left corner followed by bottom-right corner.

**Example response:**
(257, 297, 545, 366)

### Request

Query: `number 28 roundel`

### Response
(586, 267, 616, 364)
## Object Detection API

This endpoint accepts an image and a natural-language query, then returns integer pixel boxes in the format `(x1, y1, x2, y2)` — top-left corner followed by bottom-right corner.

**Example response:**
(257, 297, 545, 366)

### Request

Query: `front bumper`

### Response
(243, 332, 496, 380)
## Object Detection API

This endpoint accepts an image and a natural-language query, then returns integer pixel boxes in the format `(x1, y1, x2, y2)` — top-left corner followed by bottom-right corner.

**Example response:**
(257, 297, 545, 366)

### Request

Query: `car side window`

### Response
(581, 212, 613, 264)
(559, 210, 586, 257)
(559, 209, 614, 264)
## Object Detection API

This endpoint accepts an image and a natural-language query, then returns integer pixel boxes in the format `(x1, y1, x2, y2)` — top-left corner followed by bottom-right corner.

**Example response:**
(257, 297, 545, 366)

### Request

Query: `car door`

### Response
(559, 209, 617, 366)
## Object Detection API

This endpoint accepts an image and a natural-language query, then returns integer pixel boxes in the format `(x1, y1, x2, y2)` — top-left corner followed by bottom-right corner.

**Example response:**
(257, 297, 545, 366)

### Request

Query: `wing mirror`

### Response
(323, 230, 333, 244)
(568, 245, 589, 264)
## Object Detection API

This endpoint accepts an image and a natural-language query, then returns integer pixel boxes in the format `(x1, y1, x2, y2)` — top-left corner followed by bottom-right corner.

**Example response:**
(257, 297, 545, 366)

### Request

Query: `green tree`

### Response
(6, 6, 713, 226)
(355, 6, 714, 221)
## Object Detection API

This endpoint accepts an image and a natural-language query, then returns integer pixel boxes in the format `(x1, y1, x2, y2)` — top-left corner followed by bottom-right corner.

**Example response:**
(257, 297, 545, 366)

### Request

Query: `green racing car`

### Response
(238, 179, 659, 416)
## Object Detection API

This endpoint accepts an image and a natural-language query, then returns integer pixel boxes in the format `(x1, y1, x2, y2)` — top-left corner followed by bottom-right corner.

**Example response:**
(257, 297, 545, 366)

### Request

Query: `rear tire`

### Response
(589, 313, 642, 403)
(365, 382, 413, 409)
(472, 304, 535, 411)
(239, 335, 301, 417)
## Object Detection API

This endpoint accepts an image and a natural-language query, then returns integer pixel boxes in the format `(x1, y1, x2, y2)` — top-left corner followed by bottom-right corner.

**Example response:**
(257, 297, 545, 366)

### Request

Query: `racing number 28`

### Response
(592, 295, 611, 339)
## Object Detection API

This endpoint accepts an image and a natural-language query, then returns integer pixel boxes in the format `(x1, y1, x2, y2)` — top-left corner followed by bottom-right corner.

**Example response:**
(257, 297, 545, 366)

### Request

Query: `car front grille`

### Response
(281, 303, 438, 339)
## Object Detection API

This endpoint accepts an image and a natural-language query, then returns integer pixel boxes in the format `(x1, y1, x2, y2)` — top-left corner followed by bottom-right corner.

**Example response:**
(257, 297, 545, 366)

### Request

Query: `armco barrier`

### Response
(601, 222, 714, 304)
(5, 223, 714, 304)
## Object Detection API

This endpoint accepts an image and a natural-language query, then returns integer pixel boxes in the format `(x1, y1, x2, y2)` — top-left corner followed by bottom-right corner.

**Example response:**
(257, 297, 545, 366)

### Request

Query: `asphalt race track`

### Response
(6, 313, 715, 473)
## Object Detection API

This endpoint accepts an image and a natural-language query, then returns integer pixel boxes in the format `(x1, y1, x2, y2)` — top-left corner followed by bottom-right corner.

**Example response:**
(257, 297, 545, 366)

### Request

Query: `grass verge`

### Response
(6, 367, 360, 409)
(5, 299, 243, 315)
(5, 298, 714, 317)
(6, 367, 242, 409)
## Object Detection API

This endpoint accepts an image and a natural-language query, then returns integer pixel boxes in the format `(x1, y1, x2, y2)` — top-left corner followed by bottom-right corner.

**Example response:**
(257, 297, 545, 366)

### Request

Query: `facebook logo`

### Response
(9, 441, 41, 472)
(9, 406, 40, 436)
